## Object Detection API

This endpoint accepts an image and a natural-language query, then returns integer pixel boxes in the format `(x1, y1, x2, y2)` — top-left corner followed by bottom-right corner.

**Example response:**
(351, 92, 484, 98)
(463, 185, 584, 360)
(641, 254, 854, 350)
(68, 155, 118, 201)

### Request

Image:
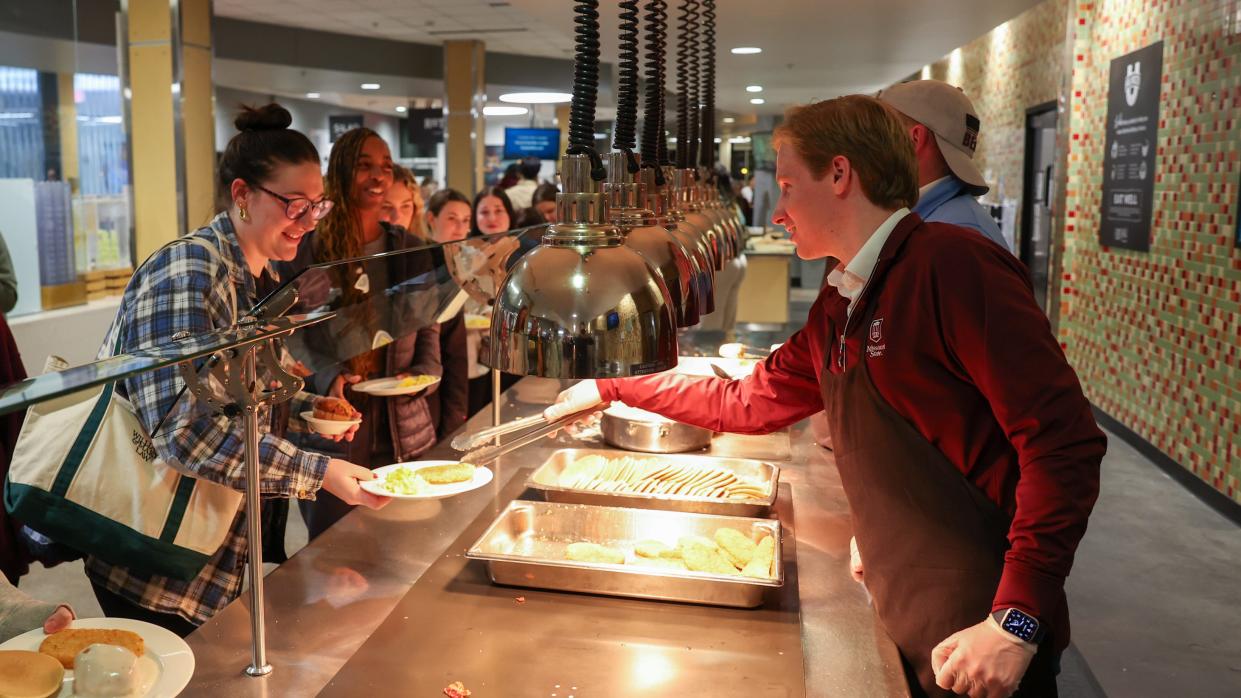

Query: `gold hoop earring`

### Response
(238, 206, 250, 223)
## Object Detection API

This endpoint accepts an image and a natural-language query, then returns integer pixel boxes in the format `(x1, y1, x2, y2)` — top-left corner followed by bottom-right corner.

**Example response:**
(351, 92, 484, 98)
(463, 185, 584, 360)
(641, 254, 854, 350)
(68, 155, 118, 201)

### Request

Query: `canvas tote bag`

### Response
(4, 235, 246, 580)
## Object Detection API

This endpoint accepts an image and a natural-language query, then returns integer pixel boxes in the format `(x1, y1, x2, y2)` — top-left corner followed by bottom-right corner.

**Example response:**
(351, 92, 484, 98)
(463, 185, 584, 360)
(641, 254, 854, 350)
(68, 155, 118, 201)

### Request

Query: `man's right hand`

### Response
(850, 536, 864, 583)
(322, 459, 390, 509)
(544, 380, 604, 422)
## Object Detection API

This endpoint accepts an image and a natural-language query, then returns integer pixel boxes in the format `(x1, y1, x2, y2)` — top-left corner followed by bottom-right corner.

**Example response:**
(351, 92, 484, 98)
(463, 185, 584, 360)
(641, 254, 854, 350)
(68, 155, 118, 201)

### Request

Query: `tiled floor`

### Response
(1064, 431, 1241, 697)
(14, 286, 1241, 696)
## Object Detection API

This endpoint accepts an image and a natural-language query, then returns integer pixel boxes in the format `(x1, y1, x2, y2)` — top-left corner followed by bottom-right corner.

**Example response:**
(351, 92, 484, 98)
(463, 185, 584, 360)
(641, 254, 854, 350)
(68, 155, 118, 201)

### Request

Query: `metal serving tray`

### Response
(526, 448, 780, 517)
(466, 500, 783, 608)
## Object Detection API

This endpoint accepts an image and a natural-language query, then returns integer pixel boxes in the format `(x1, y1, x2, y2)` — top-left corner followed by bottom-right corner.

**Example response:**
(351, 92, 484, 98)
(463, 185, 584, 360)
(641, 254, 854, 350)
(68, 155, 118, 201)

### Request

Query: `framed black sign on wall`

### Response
(399, 108, 444, 158)
(328, 115, 364, 142)
(1099, 41, 1163, 252)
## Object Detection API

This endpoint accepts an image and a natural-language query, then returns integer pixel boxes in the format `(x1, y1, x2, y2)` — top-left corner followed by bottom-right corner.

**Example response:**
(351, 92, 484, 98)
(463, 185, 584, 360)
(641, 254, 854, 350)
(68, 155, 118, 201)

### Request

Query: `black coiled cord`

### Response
(657, 1, 672, 168)
(678, 0, 700, 171)
(567, 0, 606, 181)
(699, 0, 715, 171)
(640, 0, 667, 184)
(613, 0, 640, 174)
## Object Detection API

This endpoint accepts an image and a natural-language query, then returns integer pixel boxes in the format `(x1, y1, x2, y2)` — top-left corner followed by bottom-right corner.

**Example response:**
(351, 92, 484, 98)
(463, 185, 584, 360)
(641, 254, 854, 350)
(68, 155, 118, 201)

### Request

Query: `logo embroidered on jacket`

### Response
(868, 318, 886, 358)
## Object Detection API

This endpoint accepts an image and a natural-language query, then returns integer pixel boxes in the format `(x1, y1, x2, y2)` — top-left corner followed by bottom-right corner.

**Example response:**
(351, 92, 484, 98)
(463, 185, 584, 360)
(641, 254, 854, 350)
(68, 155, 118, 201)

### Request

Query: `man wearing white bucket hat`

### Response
(878, 80, 1010, 252)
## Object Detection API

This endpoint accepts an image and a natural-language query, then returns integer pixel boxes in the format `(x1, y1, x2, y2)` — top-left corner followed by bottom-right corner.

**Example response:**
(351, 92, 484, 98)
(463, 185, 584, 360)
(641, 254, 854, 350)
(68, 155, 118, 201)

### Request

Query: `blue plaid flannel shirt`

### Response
(85, 213, 329, 625)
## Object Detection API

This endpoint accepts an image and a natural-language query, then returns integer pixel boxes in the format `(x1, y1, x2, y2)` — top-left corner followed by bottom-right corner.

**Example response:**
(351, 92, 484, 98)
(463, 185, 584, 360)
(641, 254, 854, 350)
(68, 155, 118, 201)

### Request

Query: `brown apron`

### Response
(821, 302, 1059, 697)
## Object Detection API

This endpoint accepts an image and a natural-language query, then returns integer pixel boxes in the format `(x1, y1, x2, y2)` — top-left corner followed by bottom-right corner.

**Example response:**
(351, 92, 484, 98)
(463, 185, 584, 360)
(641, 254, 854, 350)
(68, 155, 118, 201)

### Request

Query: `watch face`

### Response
(1001, 609, 1040, 643)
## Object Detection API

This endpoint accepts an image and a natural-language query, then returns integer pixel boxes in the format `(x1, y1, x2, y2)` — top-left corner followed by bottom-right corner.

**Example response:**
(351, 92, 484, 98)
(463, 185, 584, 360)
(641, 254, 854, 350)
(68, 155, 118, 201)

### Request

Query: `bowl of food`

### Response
(301, 398, 361, 436)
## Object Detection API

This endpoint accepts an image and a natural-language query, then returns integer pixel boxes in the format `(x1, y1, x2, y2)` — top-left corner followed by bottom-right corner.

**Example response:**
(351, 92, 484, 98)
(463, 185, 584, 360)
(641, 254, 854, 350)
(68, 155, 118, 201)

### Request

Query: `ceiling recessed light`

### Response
(731, 47, 762, 55)
(722, 116, 735, 124)
(483, 105, 529, 116)
(360, 83, 381, 90)
(305, 92, 321, 99)
(395, 106, 407, 113)
(499, 91, 573, 104)
(713, 137, 721, 143)
(745, 85, 763, 93)
(750, 98, 765, 105)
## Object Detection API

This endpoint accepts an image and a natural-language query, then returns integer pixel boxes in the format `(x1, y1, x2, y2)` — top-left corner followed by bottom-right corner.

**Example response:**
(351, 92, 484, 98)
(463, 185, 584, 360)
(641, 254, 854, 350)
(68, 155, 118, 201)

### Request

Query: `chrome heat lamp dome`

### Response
(606, 152, 702, 328)
(488, 153, 677, 378)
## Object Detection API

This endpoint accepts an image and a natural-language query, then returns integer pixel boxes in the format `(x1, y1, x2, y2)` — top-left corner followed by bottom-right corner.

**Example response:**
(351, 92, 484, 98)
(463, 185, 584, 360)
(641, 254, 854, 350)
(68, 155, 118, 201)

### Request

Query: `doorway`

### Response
(1021, 102, 1057, 312)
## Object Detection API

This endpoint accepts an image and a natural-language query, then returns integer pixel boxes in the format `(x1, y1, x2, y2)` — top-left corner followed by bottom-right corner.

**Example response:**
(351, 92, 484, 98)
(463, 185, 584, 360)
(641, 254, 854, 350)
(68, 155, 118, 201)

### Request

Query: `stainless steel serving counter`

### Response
(182, 376, 908, 697)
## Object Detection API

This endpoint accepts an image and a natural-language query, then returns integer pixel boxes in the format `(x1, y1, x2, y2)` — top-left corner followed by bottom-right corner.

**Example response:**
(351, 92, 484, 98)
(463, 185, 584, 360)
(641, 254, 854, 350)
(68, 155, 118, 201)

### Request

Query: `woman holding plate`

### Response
(279, 127, 444, 540)
(86, 105, 387, 636)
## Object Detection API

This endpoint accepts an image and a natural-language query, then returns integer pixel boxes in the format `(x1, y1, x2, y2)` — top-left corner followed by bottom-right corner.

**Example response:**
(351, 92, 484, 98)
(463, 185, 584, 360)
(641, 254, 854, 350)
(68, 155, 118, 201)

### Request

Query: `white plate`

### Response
(0, 617, 195, 698)
(360, 460, 494, 499)
(352, 375, 441, 397)
(463, 313, 491, 331)
(300, 411, 361, 436)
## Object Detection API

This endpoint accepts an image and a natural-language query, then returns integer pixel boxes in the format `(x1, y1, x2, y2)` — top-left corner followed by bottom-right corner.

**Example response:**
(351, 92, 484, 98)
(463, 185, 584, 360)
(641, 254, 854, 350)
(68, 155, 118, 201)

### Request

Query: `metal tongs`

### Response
(451, 406, 603, 465)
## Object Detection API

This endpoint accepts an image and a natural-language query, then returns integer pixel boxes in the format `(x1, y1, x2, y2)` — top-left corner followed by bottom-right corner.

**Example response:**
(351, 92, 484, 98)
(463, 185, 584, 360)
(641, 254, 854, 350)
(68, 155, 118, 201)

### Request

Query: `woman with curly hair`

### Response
(280, 127, 444, 539)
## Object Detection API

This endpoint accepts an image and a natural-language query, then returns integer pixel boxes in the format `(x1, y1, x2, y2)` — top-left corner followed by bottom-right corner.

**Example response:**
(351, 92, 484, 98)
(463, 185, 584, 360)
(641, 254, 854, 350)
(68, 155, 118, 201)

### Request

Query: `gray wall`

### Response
(214, 86, 403, 172)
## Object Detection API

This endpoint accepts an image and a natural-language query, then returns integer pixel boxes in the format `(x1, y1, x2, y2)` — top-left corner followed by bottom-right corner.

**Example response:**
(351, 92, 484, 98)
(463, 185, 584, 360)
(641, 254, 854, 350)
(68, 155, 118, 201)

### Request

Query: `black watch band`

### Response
(992, 608, 1045, 645)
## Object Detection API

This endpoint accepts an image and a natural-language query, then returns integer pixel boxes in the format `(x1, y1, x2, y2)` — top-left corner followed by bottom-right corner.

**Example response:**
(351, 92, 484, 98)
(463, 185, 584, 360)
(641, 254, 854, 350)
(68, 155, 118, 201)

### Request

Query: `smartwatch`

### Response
(991, 608, 1045, 644)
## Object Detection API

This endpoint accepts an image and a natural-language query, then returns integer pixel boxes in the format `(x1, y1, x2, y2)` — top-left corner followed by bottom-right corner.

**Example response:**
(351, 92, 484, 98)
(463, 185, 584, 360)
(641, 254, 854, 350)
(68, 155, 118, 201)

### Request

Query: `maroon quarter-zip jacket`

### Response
(598, 213, 1105, 653)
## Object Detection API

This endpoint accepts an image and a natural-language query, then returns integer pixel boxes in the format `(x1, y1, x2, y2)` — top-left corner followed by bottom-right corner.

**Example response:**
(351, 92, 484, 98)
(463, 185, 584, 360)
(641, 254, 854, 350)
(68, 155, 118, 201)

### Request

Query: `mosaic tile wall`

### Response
(909, 0, 1241, 504)
(920, 0, 1070, 230)
(1061, 0, 1241, 504)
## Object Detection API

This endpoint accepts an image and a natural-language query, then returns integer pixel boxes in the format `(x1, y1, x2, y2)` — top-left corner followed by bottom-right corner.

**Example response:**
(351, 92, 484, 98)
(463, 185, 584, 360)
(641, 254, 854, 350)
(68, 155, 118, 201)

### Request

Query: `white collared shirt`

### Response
(825, 208, 911, 317)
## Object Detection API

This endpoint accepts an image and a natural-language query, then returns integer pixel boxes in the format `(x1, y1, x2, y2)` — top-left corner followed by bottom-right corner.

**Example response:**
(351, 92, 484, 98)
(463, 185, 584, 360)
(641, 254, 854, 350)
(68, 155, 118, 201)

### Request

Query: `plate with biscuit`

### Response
(0, 617, 194, 698)
(352, 374, 441, 397)
(302, 397, 362, 436)
(360, 460, 493, 499)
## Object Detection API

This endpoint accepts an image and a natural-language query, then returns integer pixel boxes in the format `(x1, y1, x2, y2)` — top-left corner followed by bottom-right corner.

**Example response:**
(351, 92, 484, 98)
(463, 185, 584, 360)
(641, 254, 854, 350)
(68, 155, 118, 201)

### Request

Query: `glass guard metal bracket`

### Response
(175, 320, 308, 679)
(179, 329, 303, 678)
(176, 332, 302, 419)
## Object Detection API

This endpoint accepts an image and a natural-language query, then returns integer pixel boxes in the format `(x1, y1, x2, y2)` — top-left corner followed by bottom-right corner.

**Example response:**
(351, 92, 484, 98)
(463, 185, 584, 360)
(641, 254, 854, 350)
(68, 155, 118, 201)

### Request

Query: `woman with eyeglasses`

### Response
(282, 127, 446, 540)
(84, 104, 389, 636)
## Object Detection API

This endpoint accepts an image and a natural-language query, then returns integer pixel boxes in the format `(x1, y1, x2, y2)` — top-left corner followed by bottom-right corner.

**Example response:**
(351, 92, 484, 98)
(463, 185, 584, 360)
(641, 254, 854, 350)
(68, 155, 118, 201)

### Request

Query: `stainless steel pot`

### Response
(600, 407, 712, 453)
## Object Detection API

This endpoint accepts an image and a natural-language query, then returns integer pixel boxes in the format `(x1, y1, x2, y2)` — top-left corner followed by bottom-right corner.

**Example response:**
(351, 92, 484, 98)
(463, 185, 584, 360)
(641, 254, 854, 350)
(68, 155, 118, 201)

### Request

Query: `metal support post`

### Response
(491, 367, 502, 439)
(241, 345, 272, 677)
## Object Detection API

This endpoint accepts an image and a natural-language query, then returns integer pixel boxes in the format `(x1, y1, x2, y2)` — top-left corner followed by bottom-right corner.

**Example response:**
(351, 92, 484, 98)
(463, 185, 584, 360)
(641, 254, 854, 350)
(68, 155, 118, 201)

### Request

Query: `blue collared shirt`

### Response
(913, 176, 1011, 253)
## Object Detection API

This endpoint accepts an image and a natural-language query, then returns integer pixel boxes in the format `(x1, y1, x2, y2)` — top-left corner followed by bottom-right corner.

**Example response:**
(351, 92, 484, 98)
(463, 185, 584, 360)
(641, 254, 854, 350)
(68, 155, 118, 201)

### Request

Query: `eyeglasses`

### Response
(255, 184, 334, 221)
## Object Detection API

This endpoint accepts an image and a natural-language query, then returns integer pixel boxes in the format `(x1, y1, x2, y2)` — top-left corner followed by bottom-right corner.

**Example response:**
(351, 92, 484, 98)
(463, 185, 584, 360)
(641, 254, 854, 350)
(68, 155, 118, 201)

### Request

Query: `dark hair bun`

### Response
(235, 103, 293, 132)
